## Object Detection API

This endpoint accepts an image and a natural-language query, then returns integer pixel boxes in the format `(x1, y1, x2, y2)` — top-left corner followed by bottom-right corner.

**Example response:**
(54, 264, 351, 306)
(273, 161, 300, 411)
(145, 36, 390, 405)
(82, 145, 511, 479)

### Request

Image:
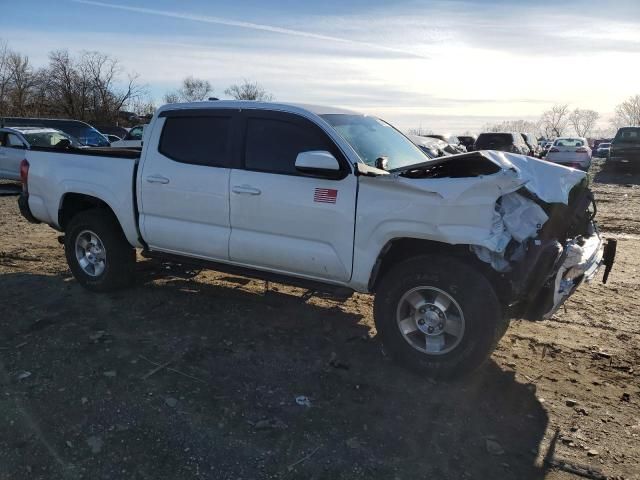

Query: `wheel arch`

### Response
(58, 193, 121, 233)
(368, 237, 508, 301)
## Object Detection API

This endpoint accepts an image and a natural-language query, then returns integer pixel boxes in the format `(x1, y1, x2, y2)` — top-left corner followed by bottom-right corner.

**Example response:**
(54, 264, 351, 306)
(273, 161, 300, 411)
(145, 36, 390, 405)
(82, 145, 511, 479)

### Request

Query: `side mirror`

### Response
(295, 151, 342, 178)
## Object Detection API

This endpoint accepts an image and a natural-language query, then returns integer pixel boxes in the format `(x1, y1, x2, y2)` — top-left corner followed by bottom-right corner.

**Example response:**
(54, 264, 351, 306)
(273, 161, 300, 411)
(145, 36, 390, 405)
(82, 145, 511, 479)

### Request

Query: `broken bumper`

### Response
(543, 230, 615, 319)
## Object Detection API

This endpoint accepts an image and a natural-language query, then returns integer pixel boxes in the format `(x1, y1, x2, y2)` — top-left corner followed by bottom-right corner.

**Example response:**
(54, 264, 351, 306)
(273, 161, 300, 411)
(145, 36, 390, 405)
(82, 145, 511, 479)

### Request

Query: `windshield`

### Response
(24, 131, 80, 148)
(614, 127, 640, 144)
(599, 143, 611, 148)
(63, 125, 110, 147)
(321, 114, 429, 170)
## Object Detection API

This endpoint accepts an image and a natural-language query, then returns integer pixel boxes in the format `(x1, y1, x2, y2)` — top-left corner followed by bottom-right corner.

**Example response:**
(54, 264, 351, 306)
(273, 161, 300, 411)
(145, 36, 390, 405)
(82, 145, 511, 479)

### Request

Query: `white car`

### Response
(546, 137, 591, 170)
(110, 124, 144, 148)
(0, 127, 82, 180)
(17, 101, 614, 379)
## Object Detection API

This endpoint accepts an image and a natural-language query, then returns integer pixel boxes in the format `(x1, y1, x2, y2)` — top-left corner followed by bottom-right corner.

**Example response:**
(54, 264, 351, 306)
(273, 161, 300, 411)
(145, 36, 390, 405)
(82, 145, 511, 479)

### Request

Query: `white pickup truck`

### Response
(17, 101, 616, 378)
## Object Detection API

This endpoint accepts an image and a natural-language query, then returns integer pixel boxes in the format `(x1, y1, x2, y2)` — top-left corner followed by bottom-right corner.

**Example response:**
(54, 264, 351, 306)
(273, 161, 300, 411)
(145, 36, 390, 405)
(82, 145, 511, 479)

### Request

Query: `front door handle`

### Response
(232, 185, 261, 195)
(146, 175, 170, 184)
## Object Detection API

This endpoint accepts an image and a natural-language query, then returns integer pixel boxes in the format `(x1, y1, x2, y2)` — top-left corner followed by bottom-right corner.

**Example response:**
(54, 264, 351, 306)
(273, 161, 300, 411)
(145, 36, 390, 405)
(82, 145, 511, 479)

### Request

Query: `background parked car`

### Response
(457, 135, 476, 152)
(521, 132, 541, 157)
(425, 134, 467, 153)
(594, 142, 611, 158)
(110, 124, 145, 148)
(105, 134, 123, 143)
(0, 117, 109, 147)
(474, 132, 529, 154)
(546, 137, 591, 170)
(608, 126, 640, 170)
(95, 125, 129, 139)
(0, 126, 82, 180)
(408, 135, 450, 158)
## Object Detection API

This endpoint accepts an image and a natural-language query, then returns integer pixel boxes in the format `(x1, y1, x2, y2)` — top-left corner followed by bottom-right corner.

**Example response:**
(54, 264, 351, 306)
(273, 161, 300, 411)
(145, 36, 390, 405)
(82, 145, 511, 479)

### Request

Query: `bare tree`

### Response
(224, 79, 273, 101)
(407, 126, 433, 136)
(7, 52, 37, 116)
(569, 108, 599, 137)
(481, 119, 539, 135)
(612, 94, 640, 128)
(164, 76, 212, 103)
(0, 40, 11, 115)
(540, 104, 570, 138)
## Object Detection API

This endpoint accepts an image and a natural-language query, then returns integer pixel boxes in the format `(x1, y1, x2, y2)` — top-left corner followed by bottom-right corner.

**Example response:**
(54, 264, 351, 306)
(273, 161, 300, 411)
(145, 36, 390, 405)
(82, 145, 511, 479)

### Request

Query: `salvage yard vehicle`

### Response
(1, 117, 110, 147)
(408, 134, 451, 158)
(0, 127, 83, 180)
(474, 132, 530, 155)
(608, 126, 640, 169)
(17, 101, 616, 379)
(594, 142, 611, 158)
(546, 137, 592, 171)
(110, 124, 145, 148)
(521, 132, 541, 158)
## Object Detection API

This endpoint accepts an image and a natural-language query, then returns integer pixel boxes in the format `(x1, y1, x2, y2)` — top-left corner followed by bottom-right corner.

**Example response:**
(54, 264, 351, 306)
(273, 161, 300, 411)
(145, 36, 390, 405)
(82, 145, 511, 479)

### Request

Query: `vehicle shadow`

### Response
(591, 160, 640, 186)
(1, 269, 550, 480)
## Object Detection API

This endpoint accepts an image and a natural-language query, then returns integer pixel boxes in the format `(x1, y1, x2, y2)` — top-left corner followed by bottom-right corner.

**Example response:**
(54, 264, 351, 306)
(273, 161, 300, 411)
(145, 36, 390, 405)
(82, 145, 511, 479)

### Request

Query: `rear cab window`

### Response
(159, 115, 232, 167)
(614, 127, 640, 144)
(554, 138, 584, 147)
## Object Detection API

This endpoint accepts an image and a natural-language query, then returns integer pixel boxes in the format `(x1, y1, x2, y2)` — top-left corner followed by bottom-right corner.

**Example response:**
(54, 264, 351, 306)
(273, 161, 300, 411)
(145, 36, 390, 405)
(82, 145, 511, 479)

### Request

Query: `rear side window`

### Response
(475, 133, 513, 148)
(159, 116, 231, 167)
(245, 117, 334, 175)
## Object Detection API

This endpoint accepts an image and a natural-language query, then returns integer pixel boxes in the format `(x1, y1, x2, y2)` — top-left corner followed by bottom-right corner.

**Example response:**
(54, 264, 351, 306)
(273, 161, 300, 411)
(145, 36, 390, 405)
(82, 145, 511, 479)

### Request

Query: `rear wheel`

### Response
(374, 255, 506, 379)
(64, 209, 135, 292)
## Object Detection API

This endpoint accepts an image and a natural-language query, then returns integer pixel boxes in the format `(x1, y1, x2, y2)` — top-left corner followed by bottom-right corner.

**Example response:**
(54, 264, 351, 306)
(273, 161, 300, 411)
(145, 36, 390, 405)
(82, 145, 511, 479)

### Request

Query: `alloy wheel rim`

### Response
(395, 286, 465, 355)
(74, 230, 106, 277)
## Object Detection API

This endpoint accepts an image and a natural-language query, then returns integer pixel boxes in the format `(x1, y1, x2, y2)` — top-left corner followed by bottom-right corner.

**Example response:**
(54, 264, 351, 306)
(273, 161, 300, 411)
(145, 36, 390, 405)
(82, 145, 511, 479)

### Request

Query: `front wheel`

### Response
(373, 255, 507, 379)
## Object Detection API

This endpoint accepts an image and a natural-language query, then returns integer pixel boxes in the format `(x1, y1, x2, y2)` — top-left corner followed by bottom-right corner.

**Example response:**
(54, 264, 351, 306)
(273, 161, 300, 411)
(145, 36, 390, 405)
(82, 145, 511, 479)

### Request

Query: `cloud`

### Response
(71, 0, 430, 59)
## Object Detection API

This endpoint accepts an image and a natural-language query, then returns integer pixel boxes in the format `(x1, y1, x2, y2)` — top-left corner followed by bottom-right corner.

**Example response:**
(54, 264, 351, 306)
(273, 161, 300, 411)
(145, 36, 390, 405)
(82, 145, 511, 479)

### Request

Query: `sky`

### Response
(2, 0, 640, 132)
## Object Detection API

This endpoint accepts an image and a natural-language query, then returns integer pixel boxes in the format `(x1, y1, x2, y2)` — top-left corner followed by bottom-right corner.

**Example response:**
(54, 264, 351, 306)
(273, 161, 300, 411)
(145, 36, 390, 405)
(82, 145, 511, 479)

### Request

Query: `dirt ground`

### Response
(0, 159, 638, 480)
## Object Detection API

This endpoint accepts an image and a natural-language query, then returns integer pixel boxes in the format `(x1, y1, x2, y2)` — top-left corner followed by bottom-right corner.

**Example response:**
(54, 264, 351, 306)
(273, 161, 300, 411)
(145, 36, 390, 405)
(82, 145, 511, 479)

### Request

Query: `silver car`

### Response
(0, 127, 82, 180)
(546, 137, 592, 171)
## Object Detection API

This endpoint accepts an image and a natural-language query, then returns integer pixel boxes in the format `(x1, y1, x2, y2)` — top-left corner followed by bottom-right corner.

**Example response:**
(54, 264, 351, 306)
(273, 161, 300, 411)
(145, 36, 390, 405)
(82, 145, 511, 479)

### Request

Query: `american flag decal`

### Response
(314, 188, 338, 204)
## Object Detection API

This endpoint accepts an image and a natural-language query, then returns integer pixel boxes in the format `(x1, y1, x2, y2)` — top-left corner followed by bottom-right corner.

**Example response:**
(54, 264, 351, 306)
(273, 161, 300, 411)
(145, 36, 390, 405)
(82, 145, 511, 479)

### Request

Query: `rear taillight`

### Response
(19, 159, 29, 192)
(549, 147, 560, 152)
(575, 147, 588, 153)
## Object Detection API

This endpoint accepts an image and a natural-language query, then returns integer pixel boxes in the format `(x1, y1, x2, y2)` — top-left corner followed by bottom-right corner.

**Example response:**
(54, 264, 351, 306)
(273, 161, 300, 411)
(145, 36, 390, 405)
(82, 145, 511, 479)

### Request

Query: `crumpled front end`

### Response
(463, 154, 613, 319)
(391, 151, 615, 319)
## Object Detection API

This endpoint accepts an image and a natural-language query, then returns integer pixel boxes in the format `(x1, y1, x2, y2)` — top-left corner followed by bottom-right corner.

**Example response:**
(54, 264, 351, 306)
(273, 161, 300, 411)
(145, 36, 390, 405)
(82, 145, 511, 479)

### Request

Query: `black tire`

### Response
(64, 209, 135, 292)
(374, 255, 507, 379)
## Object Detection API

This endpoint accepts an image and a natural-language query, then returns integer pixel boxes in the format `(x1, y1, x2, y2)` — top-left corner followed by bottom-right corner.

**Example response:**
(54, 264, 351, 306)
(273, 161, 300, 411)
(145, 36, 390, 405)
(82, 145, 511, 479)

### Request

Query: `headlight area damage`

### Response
(397, 150, 617, 320)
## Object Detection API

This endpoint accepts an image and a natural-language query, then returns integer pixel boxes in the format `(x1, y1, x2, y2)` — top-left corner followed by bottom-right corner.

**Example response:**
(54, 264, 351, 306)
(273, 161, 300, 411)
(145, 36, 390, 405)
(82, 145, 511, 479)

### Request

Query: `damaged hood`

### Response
(479, 151, 586, 205)
(396, 150, 586, 205)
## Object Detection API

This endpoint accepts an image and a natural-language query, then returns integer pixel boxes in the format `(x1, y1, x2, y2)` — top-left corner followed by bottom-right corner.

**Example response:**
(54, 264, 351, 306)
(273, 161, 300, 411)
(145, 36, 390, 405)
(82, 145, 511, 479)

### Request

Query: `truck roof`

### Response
(156, 101, 362, 118)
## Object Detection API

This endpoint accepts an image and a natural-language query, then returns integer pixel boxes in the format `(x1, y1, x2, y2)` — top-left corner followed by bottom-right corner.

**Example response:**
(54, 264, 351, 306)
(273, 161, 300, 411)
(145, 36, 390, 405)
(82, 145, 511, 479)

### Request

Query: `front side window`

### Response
(321, 114, 428, 171)
(159, 116, 231, 167)
(245, 117, 335, 175)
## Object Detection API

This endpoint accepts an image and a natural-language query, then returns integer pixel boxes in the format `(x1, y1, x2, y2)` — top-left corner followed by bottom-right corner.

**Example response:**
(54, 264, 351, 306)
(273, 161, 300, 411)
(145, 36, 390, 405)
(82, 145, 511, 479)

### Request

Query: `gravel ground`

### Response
(0, 159, 638, 480)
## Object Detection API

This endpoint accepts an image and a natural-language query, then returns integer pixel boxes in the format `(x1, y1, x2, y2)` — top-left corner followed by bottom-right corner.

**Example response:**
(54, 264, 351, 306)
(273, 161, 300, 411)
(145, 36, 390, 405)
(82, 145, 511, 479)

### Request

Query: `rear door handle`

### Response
(232, 185, 261, 195)
(146, 175, 170, 184)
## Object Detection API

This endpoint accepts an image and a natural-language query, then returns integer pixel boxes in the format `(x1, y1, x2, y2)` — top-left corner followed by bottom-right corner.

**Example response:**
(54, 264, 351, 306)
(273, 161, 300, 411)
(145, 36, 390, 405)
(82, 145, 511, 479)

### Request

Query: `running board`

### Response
(141, 250, 355, 300)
